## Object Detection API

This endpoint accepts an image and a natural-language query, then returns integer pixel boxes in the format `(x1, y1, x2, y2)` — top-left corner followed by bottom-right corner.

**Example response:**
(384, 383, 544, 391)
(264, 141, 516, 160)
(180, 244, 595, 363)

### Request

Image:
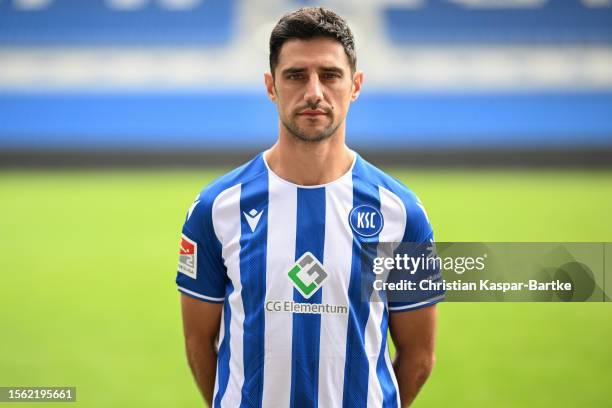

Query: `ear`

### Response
(264, 72, 277, 102)
(350, 70, 364, 102)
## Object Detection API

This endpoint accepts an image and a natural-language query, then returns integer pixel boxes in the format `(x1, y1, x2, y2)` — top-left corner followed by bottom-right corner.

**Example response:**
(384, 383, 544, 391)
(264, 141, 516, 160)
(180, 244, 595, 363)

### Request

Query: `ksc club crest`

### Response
(349, 205, 384, 237)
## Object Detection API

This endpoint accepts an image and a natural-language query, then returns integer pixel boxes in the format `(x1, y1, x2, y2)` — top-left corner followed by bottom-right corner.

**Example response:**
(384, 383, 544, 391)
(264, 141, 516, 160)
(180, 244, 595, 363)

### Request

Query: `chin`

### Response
(304, 131, 336, 143)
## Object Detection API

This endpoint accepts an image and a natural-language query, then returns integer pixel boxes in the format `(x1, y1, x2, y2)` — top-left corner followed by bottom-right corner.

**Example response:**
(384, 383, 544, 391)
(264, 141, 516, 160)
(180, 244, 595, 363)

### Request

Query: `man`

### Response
(176, 7, 443, 408)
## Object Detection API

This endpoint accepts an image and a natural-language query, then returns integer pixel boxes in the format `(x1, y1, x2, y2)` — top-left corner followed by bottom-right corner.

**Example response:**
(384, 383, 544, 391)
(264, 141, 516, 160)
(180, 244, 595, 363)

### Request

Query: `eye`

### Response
(323, 72, 341, 80)
(287, 74, 304, 80)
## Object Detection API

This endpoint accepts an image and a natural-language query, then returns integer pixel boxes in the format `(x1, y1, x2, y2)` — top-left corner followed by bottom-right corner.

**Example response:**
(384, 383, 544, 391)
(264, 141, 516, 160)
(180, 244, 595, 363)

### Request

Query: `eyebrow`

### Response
(280, 66, 345, 75)
(320, 66, 344, 74)
(281, 67, 307, 76)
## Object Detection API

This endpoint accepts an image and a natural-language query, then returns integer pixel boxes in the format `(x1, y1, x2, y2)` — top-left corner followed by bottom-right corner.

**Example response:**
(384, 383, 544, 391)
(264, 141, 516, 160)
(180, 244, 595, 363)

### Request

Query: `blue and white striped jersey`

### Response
(176, 151, 443, 408)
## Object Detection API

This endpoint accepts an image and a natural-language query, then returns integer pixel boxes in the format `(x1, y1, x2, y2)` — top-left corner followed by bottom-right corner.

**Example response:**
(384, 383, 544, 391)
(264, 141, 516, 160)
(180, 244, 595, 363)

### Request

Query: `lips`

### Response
(299, 109, 327, 116)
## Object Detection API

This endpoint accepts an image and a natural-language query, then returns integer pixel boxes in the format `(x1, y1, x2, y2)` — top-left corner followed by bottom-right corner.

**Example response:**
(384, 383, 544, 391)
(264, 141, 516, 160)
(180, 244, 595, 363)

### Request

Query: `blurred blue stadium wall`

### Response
(1, 0, 611, 153)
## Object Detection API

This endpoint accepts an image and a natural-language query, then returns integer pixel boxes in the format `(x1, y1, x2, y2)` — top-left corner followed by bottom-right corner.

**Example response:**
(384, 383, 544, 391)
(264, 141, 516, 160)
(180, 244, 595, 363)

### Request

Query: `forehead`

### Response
(276, 37, 351, 72)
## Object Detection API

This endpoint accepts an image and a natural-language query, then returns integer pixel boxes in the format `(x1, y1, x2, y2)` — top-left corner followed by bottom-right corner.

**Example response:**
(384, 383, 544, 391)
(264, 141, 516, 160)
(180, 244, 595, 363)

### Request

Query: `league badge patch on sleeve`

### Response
(178, 234, 197, 279)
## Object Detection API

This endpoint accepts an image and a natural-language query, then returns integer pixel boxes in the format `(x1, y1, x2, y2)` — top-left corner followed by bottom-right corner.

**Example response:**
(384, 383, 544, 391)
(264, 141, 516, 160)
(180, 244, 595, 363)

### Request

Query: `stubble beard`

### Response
(281, 111, 341, 144)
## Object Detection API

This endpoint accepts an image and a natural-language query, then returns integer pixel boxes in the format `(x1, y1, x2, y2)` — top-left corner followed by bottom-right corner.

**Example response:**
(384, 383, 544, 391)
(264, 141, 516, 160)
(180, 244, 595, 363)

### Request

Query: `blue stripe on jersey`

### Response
(239, 174, 269, 408)
(376, 311, 398, 408)
(343, 166, 382, 408)
(214, 281, 234, 408)
(290, 187, 326, 408)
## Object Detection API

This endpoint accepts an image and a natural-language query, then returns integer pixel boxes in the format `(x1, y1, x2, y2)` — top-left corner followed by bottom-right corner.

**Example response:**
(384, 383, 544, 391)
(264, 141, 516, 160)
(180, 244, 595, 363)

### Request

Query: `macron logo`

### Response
(243, 208, 263, 232)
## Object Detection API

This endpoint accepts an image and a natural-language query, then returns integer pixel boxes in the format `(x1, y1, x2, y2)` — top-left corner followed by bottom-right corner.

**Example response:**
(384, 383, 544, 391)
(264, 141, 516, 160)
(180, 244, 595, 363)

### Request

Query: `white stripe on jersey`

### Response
(379, 186, 408, 246)
(261, 173, 297, 408)
(212, 184, 245, 407)
(382, 186, 408, 408)
(365, 304, 385, 408)
(317, 173, 354, 408)
(365, 186, 408, 408)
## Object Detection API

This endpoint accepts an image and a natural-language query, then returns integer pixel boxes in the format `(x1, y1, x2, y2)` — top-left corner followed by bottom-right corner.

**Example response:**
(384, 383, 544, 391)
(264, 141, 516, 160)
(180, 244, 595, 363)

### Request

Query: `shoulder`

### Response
(353, 154, 422, 209)
(184, 153, 268, 237)
(197, 153, 268, 208)
(353, 154, 432, 242)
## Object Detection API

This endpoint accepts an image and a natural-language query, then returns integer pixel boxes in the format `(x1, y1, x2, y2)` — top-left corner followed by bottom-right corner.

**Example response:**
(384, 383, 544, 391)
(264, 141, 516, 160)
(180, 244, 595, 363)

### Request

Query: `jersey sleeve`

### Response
(175, 192, 227, 303)
(388, 195, 444, 312)
(401, 195, 434, 243)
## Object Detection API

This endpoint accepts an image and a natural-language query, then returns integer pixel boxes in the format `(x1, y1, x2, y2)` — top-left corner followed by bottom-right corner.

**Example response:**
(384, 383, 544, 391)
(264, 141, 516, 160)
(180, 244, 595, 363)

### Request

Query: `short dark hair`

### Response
(269, 7, 357, 76)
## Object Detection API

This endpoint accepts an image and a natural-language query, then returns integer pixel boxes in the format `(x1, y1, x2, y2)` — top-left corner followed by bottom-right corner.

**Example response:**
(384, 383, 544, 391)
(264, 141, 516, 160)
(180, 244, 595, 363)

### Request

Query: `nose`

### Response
(304, 73, 323, 106)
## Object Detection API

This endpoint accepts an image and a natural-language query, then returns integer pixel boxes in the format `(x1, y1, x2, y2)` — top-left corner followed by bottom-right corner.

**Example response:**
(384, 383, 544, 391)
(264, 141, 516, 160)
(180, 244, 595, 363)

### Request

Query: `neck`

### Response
(265, 123, 354, 186)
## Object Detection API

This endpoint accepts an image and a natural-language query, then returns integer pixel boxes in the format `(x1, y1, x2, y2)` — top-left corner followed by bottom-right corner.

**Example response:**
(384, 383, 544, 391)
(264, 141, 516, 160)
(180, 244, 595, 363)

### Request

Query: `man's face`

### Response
(265, 37, 362, 143)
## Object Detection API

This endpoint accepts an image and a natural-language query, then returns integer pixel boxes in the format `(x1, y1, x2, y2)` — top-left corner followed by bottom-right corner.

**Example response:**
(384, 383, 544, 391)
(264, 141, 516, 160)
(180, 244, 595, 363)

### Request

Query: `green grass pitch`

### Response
(0, 168, 611, 407)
